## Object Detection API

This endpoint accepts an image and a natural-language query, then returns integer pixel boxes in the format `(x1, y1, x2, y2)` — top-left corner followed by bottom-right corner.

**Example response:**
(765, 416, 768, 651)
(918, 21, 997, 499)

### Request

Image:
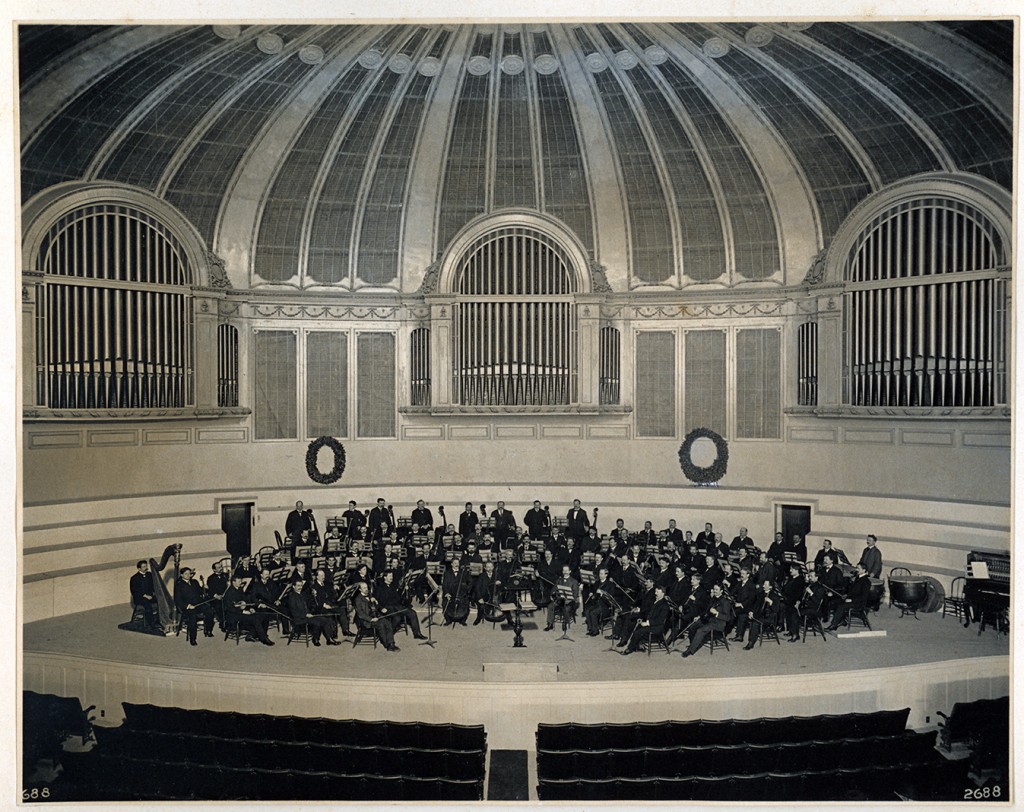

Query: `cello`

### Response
(442, 561, 471, 625)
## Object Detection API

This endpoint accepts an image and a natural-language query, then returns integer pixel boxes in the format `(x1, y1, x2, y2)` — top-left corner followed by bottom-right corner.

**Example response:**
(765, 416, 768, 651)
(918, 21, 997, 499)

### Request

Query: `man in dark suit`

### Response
(130, 560, 159, 628)
(827, 564, 871, 630)
(544, 564, 581, 631)
(342, 500, 365, 539)
(368, 498, 393, 539)
(730, 566, 758, 643)
(458, 502, 479, 540)
(621, 585, 670, 654)
(681, 583, 735, 657)
(174, 567, 214, 646)
(411, 500, 434, 531)
(565, 499, 590, 541)
(285, 500, 314, 541)
(781, 562, 806, 641)
(286, 578, 340, 647)
(818, 553, 847, 621)
(695, 522, 715, 551)
(490, 501, 515, 546)
(223, 574, 275, 645)
(523, 500, 550, 540)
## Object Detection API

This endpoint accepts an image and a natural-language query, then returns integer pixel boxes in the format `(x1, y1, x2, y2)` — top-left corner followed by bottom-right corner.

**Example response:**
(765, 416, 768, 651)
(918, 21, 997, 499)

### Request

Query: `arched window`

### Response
(843, 197, 1008, 408)
(36, 203, 195, 409)
(451, 227, 579, 405)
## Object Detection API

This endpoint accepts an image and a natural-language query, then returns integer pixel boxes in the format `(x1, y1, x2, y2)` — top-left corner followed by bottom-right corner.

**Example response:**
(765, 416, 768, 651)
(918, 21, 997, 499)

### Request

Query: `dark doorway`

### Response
(779, 504, 812, 546)
(221, 502, 255, 561)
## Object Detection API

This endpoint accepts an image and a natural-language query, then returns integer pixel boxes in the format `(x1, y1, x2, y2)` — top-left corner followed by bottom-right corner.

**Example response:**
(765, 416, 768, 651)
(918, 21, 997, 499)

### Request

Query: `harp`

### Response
(149, 543, 181, 635)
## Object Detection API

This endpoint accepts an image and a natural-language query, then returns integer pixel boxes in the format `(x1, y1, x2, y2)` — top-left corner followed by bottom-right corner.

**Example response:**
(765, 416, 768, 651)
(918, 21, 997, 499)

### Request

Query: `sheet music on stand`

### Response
(344, 555, 359, 571)
(967, 560, 990, 579)
(579, 570, 596, 585)
(556, 585, 575, 601)
(426, 561, 444, 575)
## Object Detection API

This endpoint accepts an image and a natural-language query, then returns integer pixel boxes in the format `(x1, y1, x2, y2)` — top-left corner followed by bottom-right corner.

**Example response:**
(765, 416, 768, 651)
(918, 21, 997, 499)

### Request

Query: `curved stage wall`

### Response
(23, 421, 1010, 622)
(22, 651, 1010, 751)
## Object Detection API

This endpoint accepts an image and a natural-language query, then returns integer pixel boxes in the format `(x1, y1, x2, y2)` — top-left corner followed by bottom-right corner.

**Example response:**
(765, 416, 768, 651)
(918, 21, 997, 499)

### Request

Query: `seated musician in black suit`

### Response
(818, 553, 847, 622)
(374, 569, 427, 638)
(544, 564, 581, 631)
(614, 575, 655, 645)
(681, 583, 735, 657)
(129, 560, 159, 628)
(730, 566, 758, 643)
(781, 562, 806, 642)
(744, 579, 782, 649)
(174, 567, 214, 646)
(584, 567, 615, 636)
(285, 578, 340, 646)
(223, 574, 275, 645)
(311, 568, 352, 637)
(353, 581, 398, 651)
(621, 585, 670, 654)
(206, 560, 229, 630)
(472, 560, 497, 625)
(827, 564, 871, 630)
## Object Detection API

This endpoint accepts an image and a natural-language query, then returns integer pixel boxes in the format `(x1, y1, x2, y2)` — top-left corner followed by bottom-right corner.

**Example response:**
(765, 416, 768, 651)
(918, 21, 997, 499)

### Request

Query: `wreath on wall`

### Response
(305, 436, 347, 485)
(678, 427, 729, 485)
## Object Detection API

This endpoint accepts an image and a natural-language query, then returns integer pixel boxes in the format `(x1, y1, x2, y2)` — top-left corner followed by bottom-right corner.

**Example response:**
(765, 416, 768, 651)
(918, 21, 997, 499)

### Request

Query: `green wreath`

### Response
(305, 436, 346, 485)
(678, 427, 729, 485)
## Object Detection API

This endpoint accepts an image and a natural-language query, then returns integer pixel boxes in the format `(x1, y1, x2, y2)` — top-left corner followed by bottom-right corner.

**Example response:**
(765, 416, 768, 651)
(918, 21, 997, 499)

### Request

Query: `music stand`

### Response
(603, 591, 624, 653)
(419, 574, 441, 649)
(503, 596, 526, 648)
(555, 585, 577, 642)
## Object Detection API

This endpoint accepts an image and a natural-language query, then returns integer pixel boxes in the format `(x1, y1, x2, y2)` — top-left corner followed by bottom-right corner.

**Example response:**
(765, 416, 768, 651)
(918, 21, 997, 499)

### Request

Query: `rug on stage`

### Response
(487, 750, 529, 801)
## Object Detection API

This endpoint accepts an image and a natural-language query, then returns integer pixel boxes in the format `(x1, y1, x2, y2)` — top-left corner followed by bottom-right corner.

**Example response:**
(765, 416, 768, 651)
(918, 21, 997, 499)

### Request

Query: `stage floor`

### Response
(23, 602, 1008, 684)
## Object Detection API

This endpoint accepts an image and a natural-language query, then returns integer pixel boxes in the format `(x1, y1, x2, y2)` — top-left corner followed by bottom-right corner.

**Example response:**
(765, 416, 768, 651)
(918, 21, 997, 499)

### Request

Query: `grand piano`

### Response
(963, 550, 1010, 635)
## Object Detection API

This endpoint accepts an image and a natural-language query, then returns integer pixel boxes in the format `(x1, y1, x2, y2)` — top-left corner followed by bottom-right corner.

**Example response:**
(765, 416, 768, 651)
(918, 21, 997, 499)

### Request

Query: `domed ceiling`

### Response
(19, 21, 1014, 292)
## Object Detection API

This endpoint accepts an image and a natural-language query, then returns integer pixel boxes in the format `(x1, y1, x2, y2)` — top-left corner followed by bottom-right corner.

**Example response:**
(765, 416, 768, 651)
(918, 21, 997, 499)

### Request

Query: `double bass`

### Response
(442, 562, 471, 624)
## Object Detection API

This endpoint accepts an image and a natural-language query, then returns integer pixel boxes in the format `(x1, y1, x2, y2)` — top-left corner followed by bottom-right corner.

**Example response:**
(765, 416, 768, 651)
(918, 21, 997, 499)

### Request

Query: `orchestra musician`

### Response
(814, 538, 850, 571)
(472, 561, 497, 625)
(700, 554, 723, 590)
(695, 522, 716, 551)
(827, 563, 871, 630)
(285, 500, 314, 541)
(681, 582, 735, 657)
(801, 567, 828, 635)
(729, 566, 757, 643)
(368, 498, 394, 539)
(246, 567, 281, 614)
(458, 502, 479, 540)
(744, 579, 781, 649)
(494, 548, 517, 604)
(565, 499, 590, 541)
(711, 533, 731, 561)
(584, 567, 615, 636)
(286, 578, 340, 646)
(674, 573, 709, 640)
(523, 500, 550, 539)
(223, 573, 275, 645)
(174, 567, 214, 646)
(442, 558, 471, 626)
(621, 584, 670, 655)
(818, 554, 847, 621)
(729, 527, 752, 557)
(535, 549, 560, 607)
(489, 501, 515, 546)
(544, 564, 581, 631)
(411, 500, 434, 531)
(581, 526, 601, 554)
(636, 521, 657, 548)
(342, 500, 365, 540)
(374, 570, 428, 639)
(858, 534, 883, 579)
(349, 581, 396, 651)
(663, 519, 683, 545)
(311, 568, 351, 638)
(206, 560, 229, 629)
(129, 560, 159, 629)
(766, 532, 786, 565)
(614, 575, 656, 645)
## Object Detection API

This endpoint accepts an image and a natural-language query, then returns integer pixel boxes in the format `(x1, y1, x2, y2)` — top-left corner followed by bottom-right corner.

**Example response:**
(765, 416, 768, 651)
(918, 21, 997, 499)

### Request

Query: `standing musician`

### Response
(827, 563, 871, 631)
(781, 562, 806, 642)
(544, 564, 581, 631)
(766, 532, 786, 566)
(730, 528, 752, 558)
(489, 501, 515, 547)
(311, 568, 351, 638)
(442, 558, 471, 626)
(206, 561, 229, 629)
(129, 560, 160, 629)
(174, 567, 214, 646)
(353, 581, 398, 651)
(663, 519, 684, 545)
(374, 570, 428, 639)
(285, 579, 340, 646)
(744, 579, 781, 649)
(565, 499, 590, 541)
(858, 534, 883, 579)
(368, 498, 394, 539)
(636, 521, 658, 548)
(223, 573, 275, 645)
(730, 566, 758, 643)
(458, 502, 480, 540)
(695, 522, 716, 551)
(472, 561, 498, 625)
(681, 582, 735, 658)
(621, 585, 670, 655)
(523, 500, 550, 540)
(818, 553, 847, 622)
(711, 533, 731, 562)
(411, 500, 434, 532)
(285, 500, 314, 541)
(342, 500, 365, 540)
(784, 533, 809, 565)
(584, 568, 615, 636)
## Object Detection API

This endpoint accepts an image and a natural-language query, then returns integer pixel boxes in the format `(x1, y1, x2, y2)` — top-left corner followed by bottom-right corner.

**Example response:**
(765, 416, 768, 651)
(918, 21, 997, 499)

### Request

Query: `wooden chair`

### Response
(704, 628, 730, 654)
(942, 576, 966, 620)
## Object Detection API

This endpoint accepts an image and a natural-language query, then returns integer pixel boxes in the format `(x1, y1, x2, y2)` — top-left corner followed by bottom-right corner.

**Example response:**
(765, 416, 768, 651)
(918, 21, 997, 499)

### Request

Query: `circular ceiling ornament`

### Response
(501, 54, 525, 75)
(533, 53, 559, 74)
(644, 45, 668, 65)
(388, 53, 413, 74)
(584, 52, 608, 73)
(745, 26, 775, 47)
(614, 50, 639, 70)
(467, 55, 492, 75)
(702, 37, 730, 58)
(256, 33, 284, 55)
(785, 22, 814, 31)
(212, 25, 241, 40)
(298, 44, 324, 65)
(418, 56, 441, 77)
(358, 49, 385, 69)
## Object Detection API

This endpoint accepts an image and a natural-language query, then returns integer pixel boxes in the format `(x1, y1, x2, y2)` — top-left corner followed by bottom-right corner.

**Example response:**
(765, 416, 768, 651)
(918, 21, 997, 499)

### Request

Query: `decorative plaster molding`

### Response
(588, 261, 612, 293)
(418, 261, 441, 294)
(250, 304, 400, 319)
(803, 248, 828, 287)
(206, 251, 232, 289)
